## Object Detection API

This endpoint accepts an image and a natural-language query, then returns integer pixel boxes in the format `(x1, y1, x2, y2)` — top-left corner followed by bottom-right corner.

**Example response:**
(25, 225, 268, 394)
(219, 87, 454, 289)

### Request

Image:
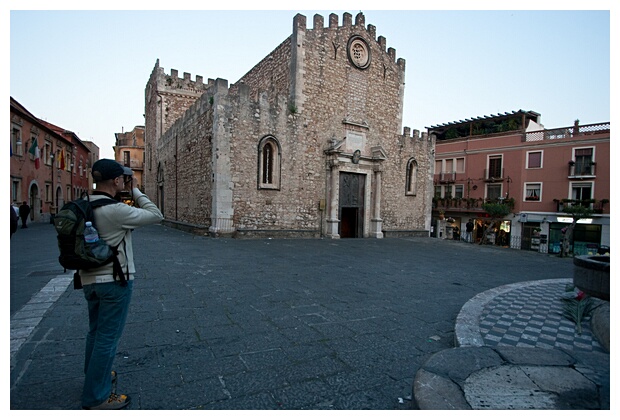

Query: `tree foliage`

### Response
(482, 202, 511, 219)
(478, 202, 512, 245)
(560, 205, 594, 257)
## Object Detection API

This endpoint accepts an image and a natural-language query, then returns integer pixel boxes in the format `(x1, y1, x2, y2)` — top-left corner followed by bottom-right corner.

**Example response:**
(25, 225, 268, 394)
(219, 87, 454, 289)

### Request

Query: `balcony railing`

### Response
(484, 167, 504, 181)
(433, 196, 515, 212)
(525, 122, 610, 142)
(434, 172, 456, 184)
(568, 162, 596, 178)
(123, 158, 143, 170)
(554, 198, 608, 213)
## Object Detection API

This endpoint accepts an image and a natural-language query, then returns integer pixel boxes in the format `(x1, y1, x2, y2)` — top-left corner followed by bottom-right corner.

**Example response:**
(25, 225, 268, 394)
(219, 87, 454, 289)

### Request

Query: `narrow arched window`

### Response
(258, 136, 281, 190)
(406, 158, 418, 196)
(262, 143, 273, 184)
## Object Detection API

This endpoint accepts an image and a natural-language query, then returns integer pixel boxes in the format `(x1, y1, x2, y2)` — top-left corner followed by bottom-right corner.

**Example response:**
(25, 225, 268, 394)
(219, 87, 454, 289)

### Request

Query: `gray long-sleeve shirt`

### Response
(80, 188, 163, 285)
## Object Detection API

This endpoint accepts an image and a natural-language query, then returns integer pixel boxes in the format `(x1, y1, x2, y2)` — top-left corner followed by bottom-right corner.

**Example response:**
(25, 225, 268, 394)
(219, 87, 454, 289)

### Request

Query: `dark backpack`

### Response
(54, 196, 127, 289)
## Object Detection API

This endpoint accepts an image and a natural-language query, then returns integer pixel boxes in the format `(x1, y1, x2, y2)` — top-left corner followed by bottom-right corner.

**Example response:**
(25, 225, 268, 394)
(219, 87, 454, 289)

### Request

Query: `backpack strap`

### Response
(83, 196, 129, 287)
(110, 245, 128, 286)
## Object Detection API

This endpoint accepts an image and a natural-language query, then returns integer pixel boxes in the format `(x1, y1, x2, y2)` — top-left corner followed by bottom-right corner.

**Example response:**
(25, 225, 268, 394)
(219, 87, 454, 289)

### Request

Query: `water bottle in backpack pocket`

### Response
(84, 221, 99, 243)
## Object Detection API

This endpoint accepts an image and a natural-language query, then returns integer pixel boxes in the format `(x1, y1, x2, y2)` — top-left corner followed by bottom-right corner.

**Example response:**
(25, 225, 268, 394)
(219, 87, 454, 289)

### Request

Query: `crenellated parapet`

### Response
(149, 59, 211, 97)
(402, 127, 431, 143)
(299, 11, 405, 69)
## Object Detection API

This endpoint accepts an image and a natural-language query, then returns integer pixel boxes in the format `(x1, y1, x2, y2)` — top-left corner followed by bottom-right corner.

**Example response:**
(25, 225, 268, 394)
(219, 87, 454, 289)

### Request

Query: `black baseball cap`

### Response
(92, 159, 130, 182)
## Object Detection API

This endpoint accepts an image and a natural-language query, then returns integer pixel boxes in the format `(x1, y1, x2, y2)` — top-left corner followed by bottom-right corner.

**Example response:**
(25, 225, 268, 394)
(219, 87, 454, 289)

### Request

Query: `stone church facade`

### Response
(144, 12, 434, 238)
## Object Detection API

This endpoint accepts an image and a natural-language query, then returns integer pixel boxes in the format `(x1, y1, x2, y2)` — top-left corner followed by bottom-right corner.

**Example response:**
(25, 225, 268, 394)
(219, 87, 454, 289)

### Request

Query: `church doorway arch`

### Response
(28, 183, 40, 223)
(338, 172, 365, 238)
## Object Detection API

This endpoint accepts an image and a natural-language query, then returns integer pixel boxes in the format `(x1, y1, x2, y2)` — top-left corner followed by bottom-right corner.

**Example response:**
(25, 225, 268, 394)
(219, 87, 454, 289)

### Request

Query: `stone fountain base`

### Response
(573, 255, 610, 300)
(590, 301, 610, 352)
(573, 255, 610, 352)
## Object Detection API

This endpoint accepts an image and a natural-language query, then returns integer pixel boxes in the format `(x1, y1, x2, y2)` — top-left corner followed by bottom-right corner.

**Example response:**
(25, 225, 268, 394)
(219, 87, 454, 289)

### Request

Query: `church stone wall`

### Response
(144, 11, 434, 238)
(155, 91, 214, 225)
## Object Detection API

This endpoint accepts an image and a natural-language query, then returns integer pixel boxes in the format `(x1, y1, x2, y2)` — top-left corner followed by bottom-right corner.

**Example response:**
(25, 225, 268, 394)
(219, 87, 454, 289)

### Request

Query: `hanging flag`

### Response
(34, 144, 40, 169)
(28, 138, 40, 169)
(60, 149, 66, 170)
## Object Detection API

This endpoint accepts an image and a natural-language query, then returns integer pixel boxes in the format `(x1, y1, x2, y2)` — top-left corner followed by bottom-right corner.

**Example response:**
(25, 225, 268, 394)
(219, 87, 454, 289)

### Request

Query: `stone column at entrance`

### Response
(370, 168, 383, 238)
(326, 159, 340, 239)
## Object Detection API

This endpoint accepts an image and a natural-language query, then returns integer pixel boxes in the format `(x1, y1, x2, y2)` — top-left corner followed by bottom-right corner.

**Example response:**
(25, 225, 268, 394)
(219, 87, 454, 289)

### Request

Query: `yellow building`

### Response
(114, 126, 145, 191)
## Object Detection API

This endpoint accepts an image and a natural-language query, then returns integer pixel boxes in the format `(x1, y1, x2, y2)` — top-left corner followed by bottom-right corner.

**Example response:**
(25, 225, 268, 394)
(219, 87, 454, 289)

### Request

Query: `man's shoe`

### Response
(83, 393, 130, 410)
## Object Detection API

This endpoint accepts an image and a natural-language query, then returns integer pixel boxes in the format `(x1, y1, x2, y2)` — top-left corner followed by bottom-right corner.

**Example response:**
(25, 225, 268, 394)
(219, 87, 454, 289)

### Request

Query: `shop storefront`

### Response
(548, 223, 602, 255)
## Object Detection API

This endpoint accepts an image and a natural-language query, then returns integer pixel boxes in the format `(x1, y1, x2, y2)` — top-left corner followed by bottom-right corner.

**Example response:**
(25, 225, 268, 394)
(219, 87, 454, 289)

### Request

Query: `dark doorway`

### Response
(521, 222, 541, 251)
(339, 172, 365, 238)
(340, 207, 358, 238)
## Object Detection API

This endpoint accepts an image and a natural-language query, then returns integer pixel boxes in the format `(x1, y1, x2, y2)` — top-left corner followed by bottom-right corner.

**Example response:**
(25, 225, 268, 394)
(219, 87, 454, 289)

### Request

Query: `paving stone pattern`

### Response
(10, 224, 576, 410)
(479, 281, 606, 353)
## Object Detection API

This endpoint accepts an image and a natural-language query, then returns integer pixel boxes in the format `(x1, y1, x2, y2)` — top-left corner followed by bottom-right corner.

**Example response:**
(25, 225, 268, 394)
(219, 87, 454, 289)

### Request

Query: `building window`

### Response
(435, 158, 459, 183)
(454, 184, 464, 199)
(434, 160, 442, 175)
(487, 183, 502, 200)
(527, 151, 542, 169)
(12, 179, 21, 202)
(487, 155, 503, 179)
(123, 151, 131, 167)
(573, 147, 594, 176)
(45, 184, 52, 203)
(435, 184, 463, 199)
(44, 142, 52, 166)
(12, 127, 23, 156)
(434, 185, 442, 198)
(406, 159, 418, 196)
(524, 183, 542, 201)
(571, 182, 593, 202)
(258, 136, 281, 190)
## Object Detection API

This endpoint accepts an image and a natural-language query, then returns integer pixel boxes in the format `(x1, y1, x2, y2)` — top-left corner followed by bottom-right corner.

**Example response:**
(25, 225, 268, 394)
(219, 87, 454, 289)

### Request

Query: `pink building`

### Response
(430, 110, 610, 255)
(10, 97, 97, 223)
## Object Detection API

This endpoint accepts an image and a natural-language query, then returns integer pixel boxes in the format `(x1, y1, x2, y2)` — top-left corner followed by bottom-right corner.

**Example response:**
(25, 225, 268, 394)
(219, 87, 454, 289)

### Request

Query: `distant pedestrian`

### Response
(18, 201, 30, 228)
(452, 225, 460, 240)
(80, 159, 163, 410)
(465, 219, 474, 243)
(10, 204, 18, 237)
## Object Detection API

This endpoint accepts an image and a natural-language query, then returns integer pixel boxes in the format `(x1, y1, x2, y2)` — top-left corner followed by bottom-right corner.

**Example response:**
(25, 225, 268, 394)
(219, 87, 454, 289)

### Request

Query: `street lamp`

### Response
(506, 176, 512, 198)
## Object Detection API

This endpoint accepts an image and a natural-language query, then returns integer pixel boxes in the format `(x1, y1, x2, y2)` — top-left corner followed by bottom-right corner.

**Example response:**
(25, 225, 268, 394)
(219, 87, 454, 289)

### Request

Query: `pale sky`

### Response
(6, 1, 615, 160)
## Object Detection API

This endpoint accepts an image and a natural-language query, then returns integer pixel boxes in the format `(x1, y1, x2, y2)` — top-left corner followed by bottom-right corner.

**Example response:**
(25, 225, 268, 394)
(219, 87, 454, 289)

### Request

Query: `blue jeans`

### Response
(82, 280, 133, 407)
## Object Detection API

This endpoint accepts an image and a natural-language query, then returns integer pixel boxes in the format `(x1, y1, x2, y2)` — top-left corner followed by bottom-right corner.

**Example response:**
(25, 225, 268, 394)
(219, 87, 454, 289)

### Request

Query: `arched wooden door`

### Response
(339, 172, 365, 238)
